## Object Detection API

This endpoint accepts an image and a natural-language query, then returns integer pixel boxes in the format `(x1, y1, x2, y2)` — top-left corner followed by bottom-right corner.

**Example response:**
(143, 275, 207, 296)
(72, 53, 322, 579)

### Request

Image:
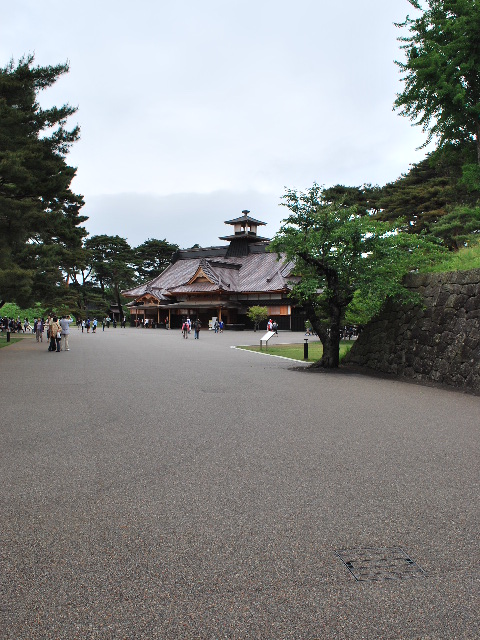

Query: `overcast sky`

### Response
(2, 0, 429, 249)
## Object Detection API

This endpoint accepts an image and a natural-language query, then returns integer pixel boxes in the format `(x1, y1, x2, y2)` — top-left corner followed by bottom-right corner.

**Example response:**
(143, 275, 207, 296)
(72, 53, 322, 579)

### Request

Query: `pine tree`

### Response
(394, 0, 480, 165)
(0, 55, 87, 307)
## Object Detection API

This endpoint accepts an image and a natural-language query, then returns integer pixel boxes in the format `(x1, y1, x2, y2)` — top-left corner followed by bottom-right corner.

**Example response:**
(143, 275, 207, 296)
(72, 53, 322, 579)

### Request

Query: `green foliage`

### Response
(68, 279, 107, 320)
(394, 0, 480, 164)
(246, 305, 268, 330)
(428, 205, 480, 250)
(378, 143, 480, 233)
(0, 55, 87, 307)
(0, 301, 47, 320)
(376, 142, 480, 246)
(344, 290, 383, 327)
(0, 266, 34, 308)
(84, 235, 136, 319)
(270, 183, 444, 367)
(459, 163, 480, 193)
(85, 235, 134, 288)
(322, 184, 382, 215)
(133, 238, 178, 282)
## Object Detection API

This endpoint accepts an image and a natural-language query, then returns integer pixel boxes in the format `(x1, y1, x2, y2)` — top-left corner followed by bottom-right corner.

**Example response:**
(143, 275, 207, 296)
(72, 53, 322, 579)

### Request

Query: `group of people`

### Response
(2, 312, 132, 351)
(267, 319, 278, 334)
(213, 319, 224, 333)
(101, 317, 124, 329)
(134, 317, 167, 329)
(1, 315, 73, 352)
(181, 318, 202, 339)
(41, 315, 74, 352)
(78, 318, 98, 333)
(1, 317, 32, 333)
(76, 317, 125, 331)
(341, 325, 359, 340)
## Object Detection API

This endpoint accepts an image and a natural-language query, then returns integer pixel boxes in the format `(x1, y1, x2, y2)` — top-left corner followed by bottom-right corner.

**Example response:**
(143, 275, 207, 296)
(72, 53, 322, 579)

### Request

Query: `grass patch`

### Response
(423, 243, 480, 273)
(0, 334, 24, 348)
(237, 340, 354, 362)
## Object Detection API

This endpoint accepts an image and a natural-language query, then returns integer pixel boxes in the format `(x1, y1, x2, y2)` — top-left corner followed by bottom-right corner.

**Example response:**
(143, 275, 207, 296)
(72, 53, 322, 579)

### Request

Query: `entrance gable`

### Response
(135, 293, 159, 304)
(187, 265, 217, 285)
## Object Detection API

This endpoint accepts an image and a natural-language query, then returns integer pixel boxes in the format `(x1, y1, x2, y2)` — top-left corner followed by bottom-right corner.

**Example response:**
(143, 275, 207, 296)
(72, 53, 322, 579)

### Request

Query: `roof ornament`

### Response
(219, 210, 270, 256)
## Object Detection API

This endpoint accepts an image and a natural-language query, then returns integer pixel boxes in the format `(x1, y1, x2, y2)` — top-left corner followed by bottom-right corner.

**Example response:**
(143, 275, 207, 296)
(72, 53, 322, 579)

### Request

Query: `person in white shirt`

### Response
(59, 315, 73, 351)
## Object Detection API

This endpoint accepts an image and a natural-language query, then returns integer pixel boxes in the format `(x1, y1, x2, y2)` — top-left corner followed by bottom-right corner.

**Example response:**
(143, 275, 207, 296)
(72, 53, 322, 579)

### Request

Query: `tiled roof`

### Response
(224, 213, 266, 226)
(123, 245, 294, 301)
(169, 282, 220, 294)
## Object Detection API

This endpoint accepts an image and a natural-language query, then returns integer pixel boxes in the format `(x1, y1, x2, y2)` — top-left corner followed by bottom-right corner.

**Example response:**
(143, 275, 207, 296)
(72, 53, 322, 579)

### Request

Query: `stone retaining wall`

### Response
(344, 270, 480, 393)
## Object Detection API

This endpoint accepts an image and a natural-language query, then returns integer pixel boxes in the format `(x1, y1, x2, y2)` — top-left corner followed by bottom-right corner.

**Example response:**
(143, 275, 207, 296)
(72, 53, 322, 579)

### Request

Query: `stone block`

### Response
(349, 270, 480, 392)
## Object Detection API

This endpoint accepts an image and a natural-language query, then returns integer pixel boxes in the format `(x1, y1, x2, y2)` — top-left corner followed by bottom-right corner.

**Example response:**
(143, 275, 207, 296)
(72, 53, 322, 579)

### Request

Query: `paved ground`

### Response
(1, 327, 478, 639)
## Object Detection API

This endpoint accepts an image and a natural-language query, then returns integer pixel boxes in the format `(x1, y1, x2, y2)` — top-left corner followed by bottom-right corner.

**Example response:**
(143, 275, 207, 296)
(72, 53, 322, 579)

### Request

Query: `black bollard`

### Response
(304, 338, 308, 360)
(6, 331, 10, 342)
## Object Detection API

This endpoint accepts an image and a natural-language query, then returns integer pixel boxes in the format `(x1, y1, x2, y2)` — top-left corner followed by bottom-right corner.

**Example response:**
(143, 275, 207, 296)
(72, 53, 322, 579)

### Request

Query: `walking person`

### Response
(35, 318, 43, 342)
(182, 320, 189, 339)
(194, 318, 202, 339)
(59, 315, 73, 351)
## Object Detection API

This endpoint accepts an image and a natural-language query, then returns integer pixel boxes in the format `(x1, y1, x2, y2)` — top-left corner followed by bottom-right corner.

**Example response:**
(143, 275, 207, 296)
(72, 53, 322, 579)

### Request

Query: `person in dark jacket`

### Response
(194, 319, 202, 339)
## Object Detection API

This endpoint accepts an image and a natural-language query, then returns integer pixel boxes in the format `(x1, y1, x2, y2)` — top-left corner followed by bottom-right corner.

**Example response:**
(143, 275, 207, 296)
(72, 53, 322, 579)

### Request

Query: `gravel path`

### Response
(1, 328, 478, 639)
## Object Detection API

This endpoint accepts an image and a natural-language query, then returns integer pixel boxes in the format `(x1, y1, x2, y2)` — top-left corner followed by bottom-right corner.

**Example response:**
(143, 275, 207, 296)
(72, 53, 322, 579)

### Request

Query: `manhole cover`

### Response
(335, 547, 425, 581)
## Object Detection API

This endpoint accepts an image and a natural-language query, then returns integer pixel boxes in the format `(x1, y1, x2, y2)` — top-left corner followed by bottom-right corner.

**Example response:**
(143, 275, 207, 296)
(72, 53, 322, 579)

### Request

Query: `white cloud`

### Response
(84, 190, 285, 249)
(2, 0, 431, 246)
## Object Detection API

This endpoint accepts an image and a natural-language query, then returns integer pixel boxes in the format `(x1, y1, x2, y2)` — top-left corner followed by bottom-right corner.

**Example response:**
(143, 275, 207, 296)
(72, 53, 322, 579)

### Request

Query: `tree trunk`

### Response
(307, 292, 343, 368)
(319, 327, 341, 368)
(115, 286, 123, 323)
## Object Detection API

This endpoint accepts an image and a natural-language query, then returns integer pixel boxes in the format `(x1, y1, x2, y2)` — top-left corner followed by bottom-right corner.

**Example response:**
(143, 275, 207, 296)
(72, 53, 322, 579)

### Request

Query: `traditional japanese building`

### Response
(122, 211, 305, 330)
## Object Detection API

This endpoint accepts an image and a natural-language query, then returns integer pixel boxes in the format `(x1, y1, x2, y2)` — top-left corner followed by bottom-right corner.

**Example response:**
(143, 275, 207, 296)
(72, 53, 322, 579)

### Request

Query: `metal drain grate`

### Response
(335, 547, 426, 581)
